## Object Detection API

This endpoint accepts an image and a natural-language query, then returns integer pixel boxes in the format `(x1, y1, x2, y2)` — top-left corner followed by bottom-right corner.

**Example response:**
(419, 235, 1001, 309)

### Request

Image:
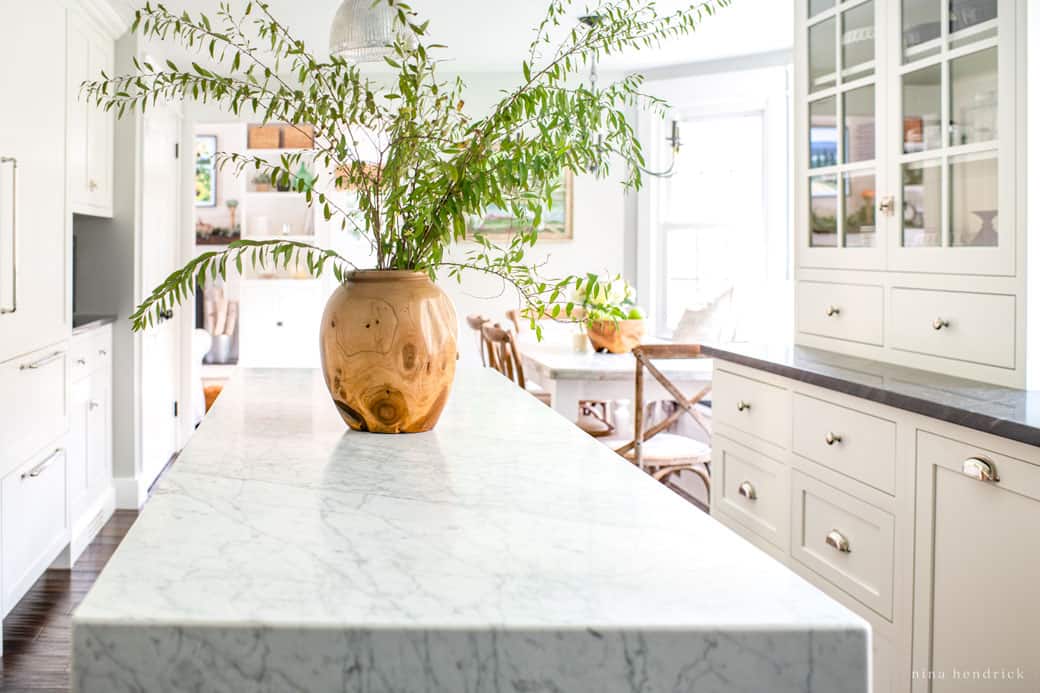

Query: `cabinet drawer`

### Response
(714, 435, 789, 550)
(792, 394, 897, 495)
(71, 326, 112, 380)
(91, 325, 113, 373)
(791, 471, 895, 620)
(3, 447, 68, 612)
(797, 282, 883, 346)
(889, 288, 1015, 369)
(0, 346, 68, 477)
(713, 369, 790, 448)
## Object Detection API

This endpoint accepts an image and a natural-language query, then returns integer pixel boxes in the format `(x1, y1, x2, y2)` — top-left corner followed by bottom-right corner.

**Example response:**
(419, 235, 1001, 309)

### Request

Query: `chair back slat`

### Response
(481, 323, 527, 390)
(466, 314, 491, 365)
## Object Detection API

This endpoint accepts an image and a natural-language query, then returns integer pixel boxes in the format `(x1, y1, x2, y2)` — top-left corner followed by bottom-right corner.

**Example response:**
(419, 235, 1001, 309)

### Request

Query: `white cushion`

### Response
(673, 287, 735, 344)
(601, 433, 710, 465)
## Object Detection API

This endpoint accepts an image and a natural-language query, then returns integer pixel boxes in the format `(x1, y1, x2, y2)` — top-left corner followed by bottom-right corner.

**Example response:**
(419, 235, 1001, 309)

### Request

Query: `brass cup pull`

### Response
(737, 481, 757, 501)
(962, 457, 998, 483)
(736, 400, 751, 412)
(826, 305, 841, 317)
(826, 529, 851, 554)
(932, 318, 950, 331)
(825, 432, 843, 446)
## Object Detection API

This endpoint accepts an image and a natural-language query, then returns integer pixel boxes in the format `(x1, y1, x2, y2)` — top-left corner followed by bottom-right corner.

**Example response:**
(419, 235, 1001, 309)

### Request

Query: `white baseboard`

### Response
(114, 474, 150, 509)
(53, 487, 117, 569)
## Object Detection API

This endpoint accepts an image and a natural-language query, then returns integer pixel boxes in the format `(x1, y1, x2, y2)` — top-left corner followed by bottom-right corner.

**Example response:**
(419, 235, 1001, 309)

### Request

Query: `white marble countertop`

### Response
(73, 367, 868, 692)
(520, 337, 713, 381)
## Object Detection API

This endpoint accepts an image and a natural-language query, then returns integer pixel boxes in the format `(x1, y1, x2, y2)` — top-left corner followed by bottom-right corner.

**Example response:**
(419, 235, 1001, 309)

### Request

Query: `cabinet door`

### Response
(85, 33, 114, 215)
(86, 367, 111, 496)
(889, 0, 1014, 276)
(67, 12, 114, 217)
(797, 0, 886, 271)
(67, 13, 90, 212)
(68, 377, 91, 518)
(913, 430, 1040, 692)
(0, 0, 69, 362)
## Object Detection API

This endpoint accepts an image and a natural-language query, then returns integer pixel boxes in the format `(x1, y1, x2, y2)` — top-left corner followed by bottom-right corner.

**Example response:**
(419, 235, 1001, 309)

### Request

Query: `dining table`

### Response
(518, 335, 714, 420)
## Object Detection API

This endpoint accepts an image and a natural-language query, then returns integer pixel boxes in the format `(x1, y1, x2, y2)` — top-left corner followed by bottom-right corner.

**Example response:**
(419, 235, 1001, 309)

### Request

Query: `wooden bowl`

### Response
(586, 319, 646, 354)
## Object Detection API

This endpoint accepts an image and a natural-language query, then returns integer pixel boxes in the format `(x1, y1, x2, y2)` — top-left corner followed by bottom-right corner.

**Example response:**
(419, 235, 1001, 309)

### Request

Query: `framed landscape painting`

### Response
(468, 169, 573, 240)
(195, 135, 218, 207)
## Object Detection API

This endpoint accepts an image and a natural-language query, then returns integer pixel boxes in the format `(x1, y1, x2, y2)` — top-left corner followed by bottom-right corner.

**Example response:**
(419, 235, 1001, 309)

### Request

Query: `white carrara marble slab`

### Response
(72, 368, 868, 693)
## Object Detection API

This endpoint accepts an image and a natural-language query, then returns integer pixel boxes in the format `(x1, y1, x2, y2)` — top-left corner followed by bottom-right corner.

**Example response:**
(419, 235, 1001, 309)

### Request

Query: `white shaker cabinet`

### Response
(0, 0, 70, 363)
(67, 7, 115, 218)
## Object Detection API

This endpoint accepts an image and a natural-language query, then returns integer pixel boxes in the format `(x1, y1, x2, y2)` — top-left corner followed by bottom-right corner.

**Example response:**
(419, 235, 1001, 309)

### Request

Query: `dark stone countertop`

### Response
(72, 314, 118, 335)
(701, 342, 1040, 448)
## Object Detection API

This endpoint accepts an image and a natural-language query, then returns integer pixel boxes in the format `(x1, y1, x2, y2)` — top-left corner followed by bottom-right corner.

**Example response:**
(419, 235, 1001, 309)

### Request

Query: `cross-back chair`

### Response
(465, 314, 491, 365)
(481, 322, 552, 406)
(609, 344, 712, 497)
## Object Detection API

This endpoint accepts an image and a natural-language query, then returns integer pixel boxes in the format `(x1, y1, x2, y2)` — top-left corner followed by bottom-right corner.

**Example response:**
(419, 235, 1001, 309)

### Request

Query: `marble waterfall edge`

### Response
(72, 369, 869, 693)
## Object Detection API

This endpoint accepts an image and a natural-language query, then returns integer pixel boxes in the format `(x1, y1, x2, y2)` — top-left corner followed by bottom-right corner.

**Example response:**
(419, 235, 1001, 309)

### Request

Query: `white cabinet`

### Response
(912, 431, 1040, 692)
(67, 7, 115, 217)
(238, 280, 327, 368)
(0, 0, 70, 363)
(66, 325, 115, 563)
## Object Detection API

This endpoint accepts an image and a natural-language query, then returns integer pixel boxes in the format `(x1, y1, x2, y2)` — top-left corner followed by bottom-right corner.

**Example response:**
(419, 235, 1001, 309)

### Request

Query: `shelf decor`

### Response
(85, 0, 731, 433)
(194, 135, 217, 207)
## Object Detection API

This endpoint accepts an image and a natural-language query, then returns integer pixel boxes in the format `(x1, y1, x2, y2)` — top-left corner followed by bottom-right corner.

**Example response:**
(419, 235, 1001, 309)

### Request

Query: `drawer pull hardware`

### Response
(76, 358, 87, 366)
(736, 400, 751, 412)
(932, 318, 950, 331)
(826, 305, 841, 317)
(88, 179, 99, 192)
(826, 529, 851, 554)
(20, 351, 63, 370)
(89, 400, 101, 411)
(879, 195, 895, 217)
(737, 481, 757, 501)
(98, 349, 107, 356)
(962, 457, 998, 483)
(21, 448, 62, 480)
(825, 432, 843, 446)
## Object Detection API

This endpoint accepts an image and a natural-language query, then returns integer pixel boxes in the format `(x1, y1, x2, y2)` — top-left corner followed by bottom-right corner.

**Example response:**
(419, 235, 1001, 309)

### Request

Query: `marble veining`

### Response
(72, 368, 867, 692)
(702, 342, 1040, 447)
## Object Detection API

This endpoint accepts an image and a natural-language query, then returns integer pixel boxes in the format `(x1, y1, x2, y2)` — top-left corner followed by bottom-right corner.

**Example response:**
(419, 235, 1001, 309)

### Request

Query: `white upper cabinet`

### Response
(67, 8, 115, 218)
(796, 0, 1017, 276)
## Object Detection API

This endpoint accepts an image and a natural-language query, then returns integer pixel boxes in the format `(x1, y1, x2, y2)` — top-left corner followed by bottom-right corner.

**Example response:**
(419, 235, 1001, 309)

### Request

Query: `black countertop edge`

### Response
(72, 314, 118, 335)
(701, 344, 1040, 449)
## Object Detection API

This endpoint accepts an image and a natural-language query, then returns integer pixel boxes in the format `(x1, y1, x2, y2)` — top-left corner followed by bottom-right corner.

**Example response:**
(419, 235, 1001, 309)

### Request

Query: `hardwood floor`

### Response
(0, 510, 138, 693)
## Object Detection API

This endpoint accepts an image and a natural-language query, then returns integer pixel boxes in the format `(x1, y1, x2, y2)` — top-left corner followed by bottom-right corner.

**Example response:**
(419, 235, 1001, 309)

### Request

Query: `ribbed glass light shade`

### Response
(329, 0, 399, 62)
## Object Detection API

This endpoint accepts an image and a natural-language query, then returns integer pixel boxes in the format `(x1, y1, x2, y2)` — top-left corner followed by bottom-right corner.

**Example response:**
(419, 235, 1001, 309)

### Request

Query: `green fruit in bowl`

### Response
(627, 307, 646, 320)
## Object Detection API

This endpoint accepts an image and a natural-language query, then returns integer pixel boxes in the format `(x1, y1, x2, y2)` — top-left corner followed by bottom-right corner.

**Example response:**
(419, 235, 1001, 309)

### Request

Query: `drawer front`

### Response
(714, 436, 789, 550)
(2, 447, 68, 611)
(0, 346, 68, 477)
(91, 325, 113, 373)
(889, 288, 1015, 369)
(792, 394, 897, 495)
(713, 369, 791, 448)
(797, 281, 883, 346)
(70, 333, 93, 381)
(791, 470, 895, 619)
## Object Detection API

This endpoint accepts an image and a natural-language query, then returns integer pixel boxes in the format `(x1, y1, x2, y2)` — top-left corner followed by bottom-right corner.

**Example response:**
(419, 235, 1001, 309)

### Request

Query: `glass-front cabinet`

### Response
(797, 0, 1016, 276)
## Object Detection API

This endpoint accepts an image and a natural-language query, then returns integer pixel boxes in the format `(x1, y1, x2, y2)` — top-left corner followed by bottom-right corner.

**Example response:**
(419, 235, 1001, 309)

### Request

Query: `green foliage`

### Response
(84, 0, 731, 331)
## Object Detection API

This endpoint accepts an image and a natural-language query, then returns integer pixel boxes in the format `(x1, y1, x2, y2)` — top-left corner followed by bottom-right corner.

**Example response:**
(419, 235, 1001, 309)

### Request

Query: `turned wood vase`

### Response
(586, 319, 646, 354)
(319, 271, 458, 433)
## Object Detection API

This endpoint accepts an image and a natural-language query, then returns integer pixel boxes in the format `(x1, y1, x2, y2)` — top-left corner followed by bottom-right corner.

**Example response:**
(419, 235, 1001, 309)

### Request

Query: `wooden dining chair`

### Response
(481, 322, 552, 406)
(466, 314, 491, 366)
(606, 344, 712, 498)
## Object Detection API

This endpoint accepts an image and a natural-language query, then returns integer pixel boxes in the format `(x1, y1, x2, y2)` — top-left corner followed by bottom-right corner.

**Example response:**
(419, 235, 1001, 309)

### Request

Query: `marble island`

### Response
(72, 368, 868, 692)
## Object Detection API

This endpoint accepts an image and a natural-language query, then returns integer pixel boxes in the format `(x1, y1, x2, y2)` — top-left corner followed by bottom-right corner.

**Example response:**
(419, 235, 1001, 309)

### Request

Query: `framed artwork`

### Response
(195, 135, 218, 207)
(468, 169, 573, 240)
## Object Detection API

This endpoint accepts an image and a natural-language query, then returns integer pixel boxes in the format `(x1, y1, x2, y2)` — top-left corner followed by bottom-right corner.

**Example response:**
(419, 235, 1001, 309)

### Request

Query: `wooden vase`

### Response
(587, 319, 646, 354)
(319, 271, 458, 433)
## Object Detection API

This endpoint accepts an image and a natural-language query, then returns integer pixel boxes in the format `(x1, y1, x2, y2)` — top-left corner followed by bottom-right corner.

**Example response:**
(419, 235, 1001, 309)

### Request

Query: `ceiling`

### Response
(143, 0, 792, 73)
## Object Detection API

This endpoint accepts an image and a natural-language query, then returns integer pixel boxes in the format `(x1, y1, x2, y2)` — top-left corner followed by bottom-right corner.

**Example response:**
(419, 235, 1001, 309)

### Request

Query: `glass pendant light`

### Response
(329, 0, 400, 62)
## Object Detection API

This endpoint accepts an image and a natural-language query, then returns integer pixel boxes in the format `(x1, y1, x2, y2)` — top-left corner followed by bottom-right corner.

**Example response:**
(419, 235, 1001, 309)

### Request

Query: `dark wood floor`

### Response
(0, 510, 138, 693)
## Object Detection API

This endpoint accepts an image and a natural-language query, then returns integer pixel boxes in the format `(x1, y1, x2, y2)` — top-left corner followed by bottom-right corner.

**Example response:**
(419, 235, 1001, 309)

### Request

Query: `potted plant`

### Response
(85, 0, 728, 433)
(251, 172, 272, 192)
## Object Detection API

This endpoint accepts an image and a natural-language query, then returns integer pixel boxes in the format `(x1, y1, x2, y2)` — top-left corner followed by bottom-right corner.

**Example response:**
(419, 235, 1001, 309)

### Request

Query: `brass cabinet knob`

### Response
(826, 529, 851, 554)
(932, 318, 951, 331)
(738, 481, 757, 501)
(736, 400, 751, 412)
(826, 305, 841, 317)
(879, 196, 895, 216)
(88, 179, 99, 192)
(962, 457, 999, 483)
(825, 432, 843, 446)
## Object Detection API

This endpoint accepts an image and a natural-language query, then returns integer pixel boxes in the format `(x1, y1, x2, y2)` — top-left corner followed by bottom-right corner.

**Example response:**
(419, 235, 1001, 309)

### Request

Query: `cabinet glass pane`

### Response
(950, 0, 997, 35)
(950, 152, 998, 247)
(844, 85, 875, 163)
(950, 47, 998, 146)
(844, 171, 876, 248)
(842, 1, 875, 81)
(809, 18, 836, 92)
(810, 175, 839, 247)
(810, 97, 837, 168)
(809, 0, 834, 18)
(903, 0, 941, 63)
(902, 160, 942, 247)
(903, 65, 942, 153)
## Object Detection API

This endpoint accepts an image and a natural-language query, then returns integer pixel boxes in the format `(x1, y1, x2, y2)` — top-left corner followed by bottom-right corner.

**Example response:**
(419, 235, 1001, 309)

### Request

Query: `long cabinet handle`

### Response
(0, 156, 16, 315)
(21, 448, 63, 480)
(20, 351, 64, 371)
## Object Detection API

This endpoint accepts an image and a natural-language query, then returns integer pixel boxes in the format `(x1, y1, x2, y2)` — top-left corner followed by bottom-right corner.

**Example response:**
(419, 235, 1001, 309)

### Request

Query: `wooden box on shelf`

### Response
(282, 124, 314, 149)
(248, 124, 281, 149)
